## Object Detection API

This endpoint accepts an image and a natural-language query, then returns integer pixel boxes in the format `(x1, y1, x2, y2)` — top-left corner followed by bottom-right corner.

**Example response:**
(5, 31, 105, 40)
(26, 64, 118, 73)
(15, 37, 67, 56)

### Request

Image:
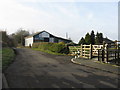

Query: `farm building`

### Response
(103, 38, 116, 44)
(25, 31, 72, 46)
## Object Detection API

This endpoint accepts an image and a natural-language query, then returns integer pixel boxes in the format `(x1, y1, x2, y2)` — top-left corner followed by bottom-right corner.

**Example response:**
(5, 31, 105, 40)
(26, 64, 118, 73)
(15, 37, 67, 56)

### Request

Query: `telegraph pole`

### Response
(66, 32, 68, 39)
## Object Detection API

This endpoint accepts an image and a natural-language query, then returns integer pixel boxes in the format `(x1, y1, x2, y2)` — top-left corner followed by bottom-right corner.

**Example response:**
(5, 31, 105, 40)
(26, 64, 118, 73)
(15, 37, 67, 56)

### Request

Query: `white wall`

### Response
(25, 37, 33, 46)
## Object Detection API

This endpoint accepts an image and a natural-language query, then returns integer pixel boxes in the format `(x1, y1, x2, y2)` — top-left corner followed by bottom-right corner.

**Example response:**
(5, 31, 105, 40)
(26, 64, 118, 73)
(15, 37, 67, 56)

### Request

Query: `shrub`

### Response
(32, 42, 69, 54)
(50, 43, 64, 53)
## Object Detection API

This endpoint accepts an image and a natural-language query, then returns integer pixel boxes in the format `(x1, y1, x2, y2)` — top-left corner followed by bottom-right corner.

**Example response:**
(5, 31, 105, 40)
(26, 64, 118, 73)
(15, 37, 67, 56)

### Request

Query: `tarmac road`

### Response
(4, 48, 119, 88)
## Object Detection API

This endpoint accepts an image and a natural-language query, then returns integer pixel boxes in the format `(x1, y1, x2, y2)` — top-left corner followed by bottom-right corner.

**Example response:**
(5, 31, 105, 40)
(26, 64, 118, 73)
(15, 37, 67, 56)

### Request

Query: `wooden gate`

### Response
(92, 45, 103, 56)
(69, 44, 103, 59)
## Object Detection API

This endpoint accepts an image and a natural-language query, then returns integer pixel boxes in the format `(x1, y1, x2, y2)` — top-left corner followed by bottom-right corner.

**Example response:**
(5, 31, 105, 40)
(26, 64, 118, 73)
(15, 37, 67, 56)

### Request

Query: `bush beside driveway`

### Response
(32, 42, 69, 55)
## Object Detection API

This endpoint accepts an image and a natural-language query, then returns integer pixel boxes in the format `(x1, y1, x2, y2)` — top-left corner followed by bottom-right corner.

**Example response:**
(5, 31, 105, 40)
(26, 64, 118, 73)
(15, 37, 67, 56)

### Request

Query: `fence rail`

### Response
(98, 44, 120, 63)
(69, 43, 120, 61)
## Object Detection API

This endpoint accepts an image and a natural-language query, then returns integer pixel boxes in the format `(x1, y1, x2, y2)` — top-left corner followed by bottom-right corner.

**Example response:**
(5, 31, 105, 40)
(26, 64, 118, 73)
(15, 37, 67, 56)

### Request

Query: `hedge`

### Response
(32, 42, 69, 54)
(2, 48, 15, 71)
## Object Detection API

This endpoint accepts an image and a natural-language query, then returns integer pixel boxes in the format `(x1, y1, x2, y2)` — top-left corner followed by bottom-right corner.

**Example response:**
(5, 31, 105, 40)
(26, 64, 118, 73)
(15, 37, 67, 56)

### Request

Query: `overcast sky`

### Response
(0, 0, 119, 43)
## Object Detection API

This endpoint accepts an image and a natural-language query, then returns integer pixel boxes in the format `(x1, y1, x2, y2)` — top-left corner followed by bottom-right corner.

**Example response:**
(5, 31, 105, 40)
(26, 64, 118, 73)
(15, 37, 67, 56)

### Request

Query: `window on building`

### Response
(44, 38, 49, 42)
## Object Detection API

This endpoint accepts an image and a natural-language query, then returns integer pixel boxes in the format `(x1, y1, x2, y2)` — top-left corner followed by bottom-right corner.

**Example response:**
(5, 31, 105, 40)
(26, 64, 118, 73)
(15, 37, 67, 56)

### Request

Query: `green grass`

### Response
(2, 48, 15, 70)
(32, 48, 66, 55)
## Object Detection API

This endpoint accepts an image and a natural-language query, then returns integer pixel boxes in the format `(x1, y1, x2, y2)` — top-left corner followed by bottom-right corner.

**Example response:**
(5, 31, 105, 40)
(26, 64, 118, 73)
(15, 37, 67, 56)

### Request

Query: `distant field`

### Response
(2, 48, 15, 71)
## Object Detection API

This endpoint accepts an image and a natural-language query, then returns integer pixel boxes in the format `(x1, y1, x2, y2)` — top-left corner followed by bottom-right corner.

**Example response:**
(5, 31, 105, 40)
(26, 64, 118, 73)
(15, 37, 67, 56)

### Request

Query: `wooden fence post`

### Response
(115, 51, 117, 59)
(115, 40, 118, 49)
(90, 44, 92, 59)
(106, 50, 109, 63)
(103, 41, 105, 50)
(118, 50, 119, 59)
(98, 49, 100, 61)
(117, 44, 118, 50)
(81, 44, 83, 57)
(102, 49, 104, 62)
(106, 44, 109, 63)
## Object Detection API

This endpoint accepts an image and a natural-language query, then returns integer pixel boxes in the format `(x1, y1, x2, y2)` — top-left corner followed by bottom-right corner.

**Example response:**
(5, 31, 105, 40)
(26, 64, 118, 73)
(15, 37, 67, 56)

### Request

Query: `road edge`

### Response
(2, 73, 9, 88)
(71, 58, 119, 75)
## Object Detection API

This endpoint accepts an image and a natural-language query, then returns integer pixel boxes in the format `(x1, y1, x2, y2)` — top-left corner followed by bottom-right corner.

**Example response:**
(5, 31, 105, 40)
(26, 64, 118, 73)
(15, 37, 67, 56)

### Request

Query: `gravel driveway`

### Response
(4, 48, 119, 88)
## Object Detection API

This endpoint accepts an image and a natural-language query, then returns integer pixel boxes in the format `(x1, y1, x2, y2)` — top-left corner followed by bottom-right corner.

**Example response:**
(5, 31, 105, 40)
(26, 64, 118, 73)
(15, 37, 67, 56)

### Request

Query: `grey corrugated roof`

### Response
(25, 30, 72, 41)
(103, 38, 115, 44)
(24, 31, 45, 38)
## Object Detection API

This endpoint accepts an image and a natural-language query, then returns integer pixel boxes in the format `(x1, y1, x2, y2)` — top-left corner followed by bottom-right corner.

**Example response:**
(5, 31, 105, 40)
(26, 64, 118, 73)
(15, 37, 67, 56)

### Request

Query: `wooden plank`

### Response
(83, 54, 90, 56)
(82, 45, 90, 46)
(82, 48, 90, 50)
(83, 51, 89, 53)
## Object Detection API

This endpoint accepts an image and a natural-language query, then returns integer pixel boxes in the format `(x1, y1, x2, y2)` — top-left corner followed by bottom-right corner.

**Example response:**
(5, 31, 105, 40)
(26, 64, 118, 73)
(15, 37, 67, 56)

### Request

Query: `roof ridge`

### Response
(25, 30, 71, 41)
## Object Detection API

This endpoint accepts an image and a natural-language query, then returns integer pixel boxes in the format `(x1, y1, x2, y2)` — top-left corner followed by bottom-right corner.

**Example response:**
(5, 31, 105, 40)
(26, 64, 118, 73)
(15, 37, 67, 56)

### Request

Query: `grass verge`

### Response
(2, 47, 15, 71)
(32, 48, 66, 55)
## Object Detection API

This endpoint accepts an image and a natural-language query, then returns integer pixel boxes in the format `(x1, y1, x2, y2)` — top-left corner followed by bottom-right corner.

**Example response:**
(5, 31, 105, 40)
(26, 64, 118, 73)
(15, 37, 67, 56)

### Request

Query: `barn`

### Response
(25, 31, 72, 46)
